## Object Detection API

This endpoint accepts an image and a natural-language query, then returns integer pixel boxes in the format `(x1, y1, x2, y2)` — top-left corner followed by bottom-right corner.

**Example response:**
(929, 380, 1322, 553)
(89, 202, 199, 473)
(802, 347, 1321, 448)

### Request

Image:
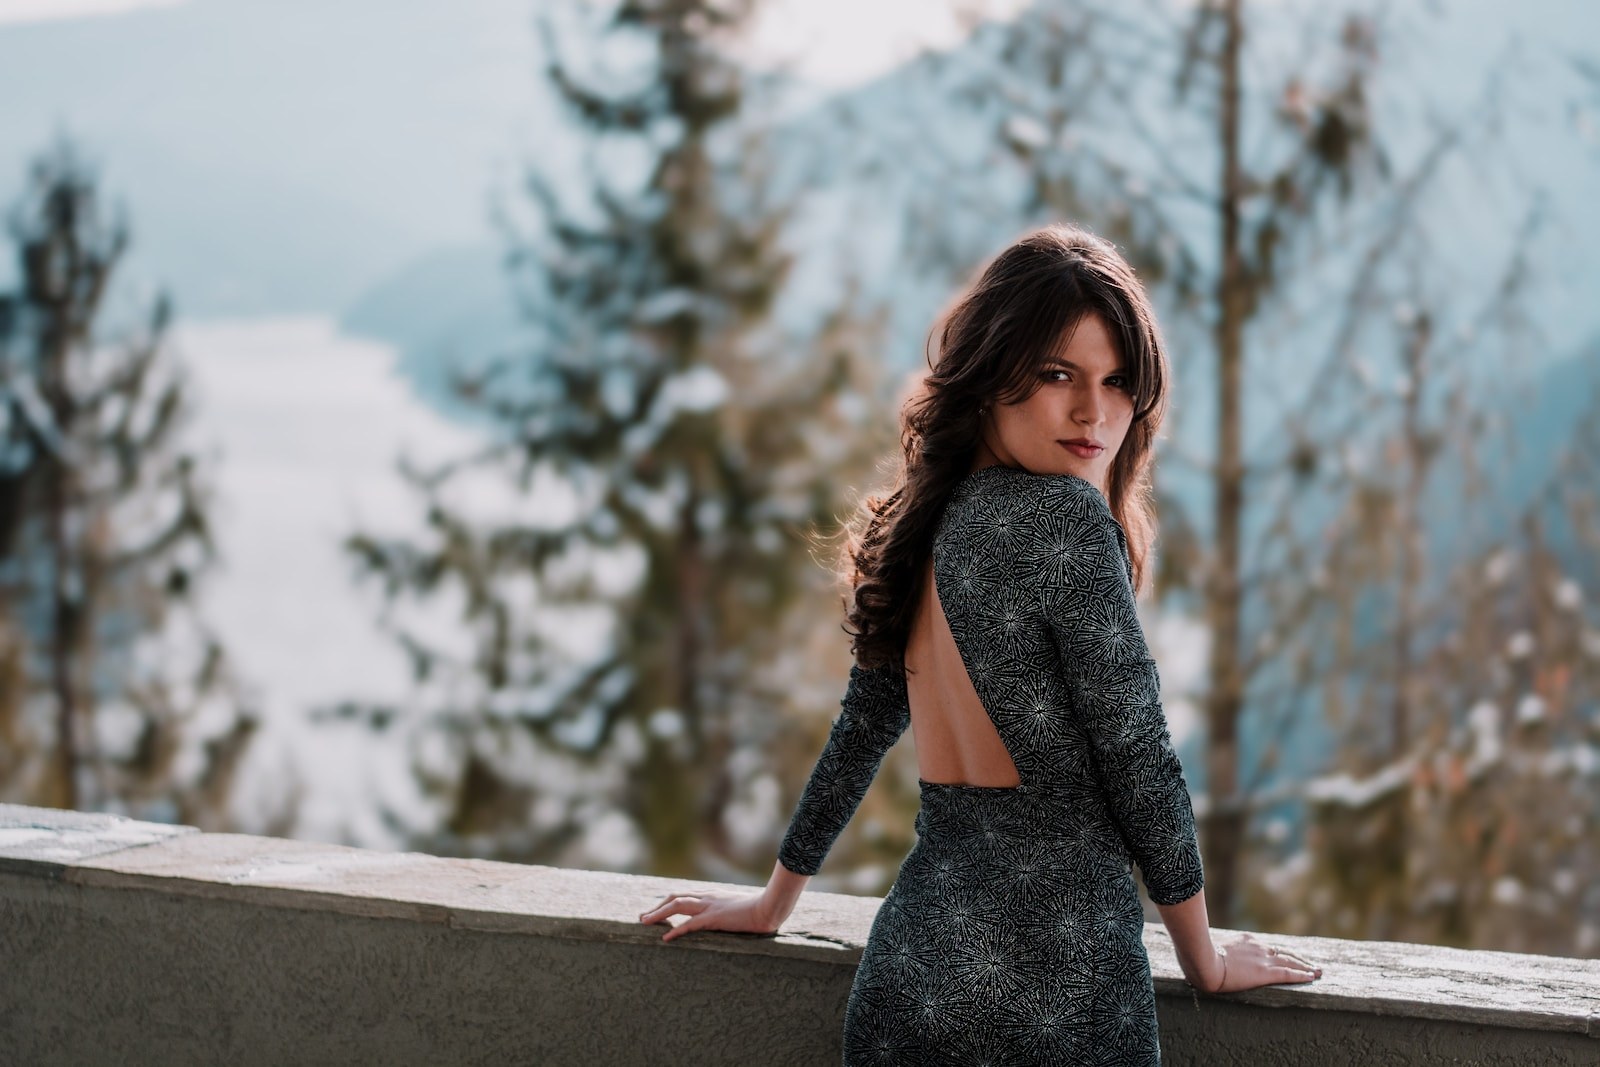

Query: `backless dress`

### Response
(776, 464, 1205, 1066)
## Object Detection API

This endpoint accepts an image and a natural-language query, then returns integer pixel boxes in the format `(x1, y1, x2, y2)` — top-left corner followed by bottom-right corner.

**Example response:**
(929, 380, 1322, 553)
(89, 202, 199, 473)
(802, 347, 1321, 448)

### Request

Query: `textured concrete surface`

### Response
(0, 802, 196, 876)
(2, 803, 1597, 1065)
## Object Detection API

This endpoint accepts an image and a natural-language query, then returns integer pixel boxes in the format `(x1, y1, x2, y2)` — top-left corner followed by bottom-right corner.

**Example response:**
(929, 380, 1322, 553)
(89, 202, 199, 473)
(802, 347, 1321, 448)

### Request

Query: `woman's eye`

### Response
(1107, 375, 1129, 390)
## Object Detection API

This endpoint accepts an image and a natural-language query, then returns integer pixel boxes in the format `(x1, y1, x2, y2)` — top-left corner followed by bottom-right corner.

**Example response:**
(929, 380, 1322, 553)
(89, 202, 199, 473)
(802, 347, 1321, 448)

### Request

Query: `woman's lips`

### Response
(1060, 442, 1103, 459)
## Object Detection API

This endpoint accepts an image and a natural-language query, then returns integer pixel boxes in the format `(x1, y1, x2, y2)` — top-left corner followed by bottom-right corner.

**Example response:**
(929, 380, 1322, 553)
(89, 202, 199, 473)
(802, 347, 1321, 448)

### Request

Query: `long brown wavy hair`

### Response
(840, 222, 1171, 672)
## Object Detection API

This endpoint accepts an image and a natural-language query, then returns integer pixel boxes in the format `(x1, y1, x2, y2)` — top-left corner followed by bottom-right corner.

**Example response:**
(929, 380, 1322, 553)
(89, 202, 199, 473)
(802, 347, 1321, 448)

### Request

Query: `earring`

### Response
(979, 405, 988, 416)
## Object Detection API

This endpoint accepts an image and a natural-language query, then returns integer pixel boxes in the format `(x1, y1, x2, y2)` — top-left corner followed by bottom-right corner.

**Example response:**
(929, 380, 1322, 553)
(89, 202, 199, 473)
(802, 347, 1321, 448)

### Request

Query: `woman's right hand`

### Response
(1207, 931, 1322, 992)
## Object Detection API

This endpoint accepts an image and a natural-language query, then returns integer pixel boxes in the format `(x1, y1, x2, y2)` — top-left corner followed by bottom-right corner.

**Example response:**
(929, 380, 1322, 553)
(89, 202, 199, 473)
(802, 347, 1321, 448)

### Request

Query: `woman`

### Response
(639, 223, 1322, 1064)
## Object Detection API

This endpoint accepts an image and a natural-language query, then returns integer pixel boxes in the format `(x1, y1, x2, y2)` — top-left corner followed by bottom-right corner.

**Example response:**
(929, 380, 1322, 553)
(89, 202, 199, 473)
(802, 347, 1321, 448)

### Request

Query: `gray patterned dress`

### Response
(777, 464, 1205, 1066)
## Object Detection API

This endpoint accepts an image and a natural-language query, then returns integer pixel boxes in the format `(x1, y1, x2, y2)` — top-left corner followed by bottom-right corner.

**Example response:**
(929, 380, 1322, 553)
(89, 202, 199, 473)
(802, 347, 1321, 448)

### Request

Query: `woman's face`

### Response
(974, 311, 1133, 496)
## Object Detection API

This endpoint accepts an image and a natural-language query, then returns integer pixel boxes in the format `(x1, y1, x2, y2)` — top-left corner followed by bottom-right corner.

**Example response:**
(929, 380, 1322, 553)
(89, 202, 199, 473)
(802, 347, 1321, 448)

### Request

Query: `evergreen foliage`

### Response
(0, 134, 260, 828)
(336, 0, 895, 875)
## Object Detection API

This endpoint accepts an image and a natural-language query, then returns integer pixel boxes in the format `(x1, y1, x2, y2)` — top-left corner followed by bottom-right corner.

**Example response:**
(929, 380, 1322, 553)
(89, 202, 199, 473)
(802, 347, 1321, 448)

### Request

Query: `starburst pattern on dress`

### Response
(777, 465, 1204, 1064)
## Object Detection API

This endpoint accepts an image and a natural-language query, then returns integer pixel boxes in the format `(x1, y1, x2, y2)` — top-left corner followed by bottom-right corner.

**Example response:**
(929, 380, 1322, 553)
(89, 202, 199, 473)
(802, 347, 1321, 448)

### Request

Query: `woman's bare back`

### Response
(904, 553, 1023, 789)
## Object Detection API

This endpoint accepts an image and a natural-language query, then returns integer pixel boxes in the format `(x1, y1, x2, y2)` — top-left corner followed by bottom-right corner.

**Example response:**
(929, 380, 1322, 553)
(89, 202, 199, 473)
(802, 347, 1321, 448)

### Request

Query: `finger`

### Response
(641, 901, 694, 923)
(663, 916, 702, 942)
(639, 896, 678, 918)
(640, 894, 698, 918)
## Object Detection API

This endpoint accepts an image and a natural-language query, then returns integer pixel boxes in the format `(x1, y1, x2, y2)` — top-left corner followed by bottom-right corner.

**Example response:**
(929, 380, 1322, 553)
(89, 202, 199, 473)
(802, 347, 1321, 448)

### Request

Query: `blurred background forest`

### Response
(1, 0, 1597, 959)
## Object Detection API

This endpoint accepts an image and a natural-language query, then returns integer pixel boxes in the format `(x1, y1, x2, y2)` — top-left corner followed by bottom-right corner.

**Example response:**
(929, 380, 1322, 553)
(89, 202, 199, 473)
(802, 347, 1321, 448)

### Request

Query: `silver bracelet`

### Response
(1212, 946, 1228, 994)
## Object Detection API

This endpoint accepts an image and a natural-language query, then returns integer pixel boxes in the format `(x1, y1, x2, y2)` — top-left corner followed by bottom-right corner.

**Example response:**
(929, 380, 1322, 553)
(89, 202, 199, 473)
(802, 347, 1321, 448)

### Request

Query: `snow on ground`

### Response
(172, 314, 484, 848)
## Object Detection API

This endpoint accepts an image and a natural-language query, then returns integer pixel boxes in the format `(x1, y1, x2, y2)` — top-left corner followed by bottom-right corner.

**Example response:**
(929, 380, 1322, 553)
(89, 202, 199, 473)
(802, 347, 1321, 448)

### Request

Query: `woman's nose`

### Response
(1074, 393, 1104, 425)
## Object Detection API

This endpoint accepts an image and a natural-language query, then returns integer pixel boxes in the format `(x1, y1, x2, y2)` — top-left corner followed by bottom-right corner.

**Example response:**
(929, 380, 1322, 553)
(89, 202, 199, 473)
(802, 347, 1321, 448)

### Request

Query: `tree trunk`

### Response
(1204, 0, 1247, 927)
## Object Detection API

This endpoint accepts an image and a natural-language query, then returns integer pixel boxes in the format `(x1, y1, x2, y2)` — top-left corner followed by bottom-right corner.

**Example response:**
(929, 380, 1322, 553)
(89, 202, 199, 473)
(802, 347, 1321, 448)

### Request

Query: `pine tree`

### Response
(335, 0, 896, 875)
(0, 134, 261, 829)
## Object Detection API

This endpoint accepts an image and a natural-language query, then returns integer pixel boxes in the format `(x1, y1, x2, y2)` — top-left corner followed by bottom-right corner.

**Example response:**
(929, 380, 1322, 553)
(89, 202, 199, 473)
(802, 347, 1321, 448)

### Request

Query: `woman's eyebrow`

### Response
(1046, 358, 1127, 374)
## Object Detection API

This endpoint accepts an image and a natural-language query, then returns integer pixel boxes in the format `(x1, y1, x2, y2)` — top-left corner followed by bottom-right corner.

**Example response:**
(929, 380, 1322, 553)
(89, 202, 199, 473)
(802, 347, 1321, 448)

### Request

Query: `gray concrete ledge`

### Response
(1, 803, 1596, 1066)
(0, 802, 198, 876)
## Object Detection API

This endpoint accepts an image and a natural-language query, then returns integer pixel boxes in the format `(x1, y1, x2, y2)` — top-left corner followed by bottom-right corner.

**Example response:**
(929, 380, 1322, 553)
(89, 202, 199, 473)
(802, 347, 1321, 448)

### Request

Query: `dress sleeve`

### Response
(1028, 481, 1205, 906)
(776, 659, 912, 876)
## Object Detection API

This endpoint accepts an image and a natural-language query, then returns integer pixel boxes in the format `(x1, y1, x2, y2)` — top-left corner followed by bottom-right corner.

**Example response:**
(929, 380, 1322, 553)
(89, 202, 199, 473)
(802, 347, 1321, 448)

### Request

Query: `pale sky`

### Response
(0, 0, 188, 24)
(736, 0, 1031, 88)
(0, 0, 1031, 90)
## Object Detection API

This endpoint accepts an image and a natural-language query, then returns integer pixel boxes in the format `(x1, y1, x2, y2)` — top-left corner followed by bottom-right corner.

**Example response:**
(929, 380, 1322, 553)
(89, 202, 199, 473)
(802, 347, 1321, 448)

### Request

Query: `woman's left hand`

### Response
(639, 889, 781, 942)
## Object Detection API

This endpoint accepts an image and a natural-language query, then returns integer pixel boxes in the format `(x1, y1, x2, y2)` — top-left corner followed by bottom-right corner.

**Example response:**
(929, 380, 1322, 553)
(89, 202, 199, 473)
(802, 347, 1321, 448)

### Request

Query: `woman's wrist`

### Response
(1207, 945, 1228, 993)
(756, 889, 791, 930)
(1184, 944, 1226, 993)
(759, 859, 809, 929)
